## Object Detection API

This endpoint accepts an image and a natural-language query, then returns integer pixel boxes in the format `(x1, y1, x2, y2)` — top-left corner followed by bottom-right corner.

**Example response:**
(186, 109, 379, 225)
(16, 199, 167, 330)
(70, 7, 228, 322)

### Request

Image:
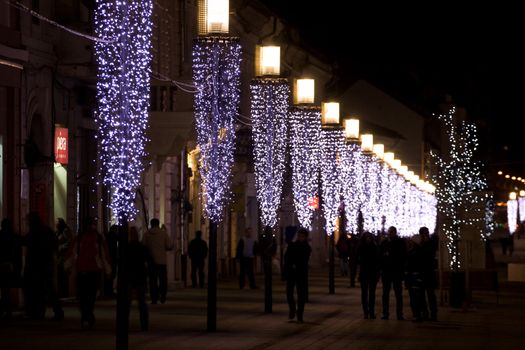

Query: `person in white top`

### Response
(143, 218, 173, 304)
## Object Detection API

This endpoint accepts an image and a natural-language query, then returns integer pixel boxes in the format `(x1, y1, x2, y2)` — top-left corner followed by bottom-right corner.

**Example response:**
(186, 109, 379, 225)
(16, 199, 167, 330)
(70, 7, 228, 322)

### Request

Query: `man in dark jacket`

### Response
(0, 218, 21, 319)
(283, 227, 311, 323)
(23, 212, 63, 320)
(380, 226, 406, 320)
(357, 232, 380, 319)
(419, 227, 438, 321)
(188, 230, 208, 288)
(127, 226, 149, 331)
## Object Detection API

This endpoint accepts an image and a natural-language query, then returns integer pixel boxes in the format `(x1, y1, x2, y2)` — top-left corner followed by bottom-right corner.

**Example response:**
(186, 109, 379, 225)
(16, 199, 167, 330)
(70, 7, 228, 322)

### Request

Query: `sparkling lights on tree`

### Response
(94, 0, 153, 224)
(431, 107, 488, 270)
(320, 128, 344, 235)
(289, 106, 321, 229)
(193, 37, 241, 222)
(251, 78, 290, 228)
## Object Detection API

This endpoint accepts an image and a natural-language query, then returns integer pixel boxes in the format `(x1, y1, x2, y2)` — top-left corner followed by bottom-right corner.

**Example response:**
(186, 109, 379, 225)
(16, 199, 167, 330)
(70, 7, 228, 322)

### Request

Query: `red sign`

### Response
(308, 196, 319, 209)
(54, 127, 68, 165)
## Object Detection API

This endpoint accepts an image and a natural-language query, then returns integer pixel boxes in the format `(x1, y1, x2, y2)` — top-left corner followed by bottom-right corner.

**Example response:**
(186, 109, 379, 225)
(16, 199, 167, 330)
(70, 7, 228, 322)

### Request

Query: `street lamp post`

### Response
(320, 102, 343, 295)
(251, 45, 289, 313)
(94, 1, 153, 349)
(192, 0, 241, 331)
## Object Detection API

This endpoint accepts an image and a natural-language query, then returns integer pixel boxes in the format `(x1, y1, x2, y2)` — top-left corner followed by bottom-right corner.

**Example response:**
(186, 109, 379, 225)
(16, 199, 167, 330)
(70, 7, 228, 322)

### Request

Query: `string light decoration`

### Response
(192, 37, 241, 222)
(340, 143, 364, 234)
(508, 193, 518, 234)
(320, 128, 344, 235)
(251, 78, 290, 228)
(94, 0, 153, 224)
(289, 106, 321, 229)
(519, 191, 525, 223)
(361, 154, 382, 233)
(431, 107, 488, 270)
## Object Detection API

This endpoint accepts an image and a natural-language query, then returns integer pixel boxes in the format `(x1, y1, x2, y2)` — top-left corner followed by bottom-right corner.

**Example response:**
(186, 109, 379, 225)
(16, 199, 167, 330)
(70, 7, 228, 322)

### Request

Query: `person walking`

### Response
(357, 232, 380, 319)
(380, 226, 406, 320)
(188, 230, 208, 288)
(419, 227, 438, 321)
(405, 235, 424, 322)
(143, 218, 173, 304)
(0, 218, 21, 320)
(55, 218, 72, 298)
(104, 224, 118, 297)
(283, 227, 311, 323)
(236, 228, 258, 290)
(126, 226, 149, 331)
(68, 217, 111, 329)
(23, 212, 64, 320)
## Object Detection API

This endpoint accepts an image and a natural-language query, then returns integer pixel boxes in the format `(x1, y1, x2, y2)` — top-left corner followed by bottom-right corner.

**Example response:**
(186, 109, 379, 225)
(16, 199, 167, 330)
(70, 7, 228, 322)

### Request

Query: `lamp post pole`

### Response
(192, 0, 241, 331)
(250, 45, 289, 313)
(320, 102, 343, 295)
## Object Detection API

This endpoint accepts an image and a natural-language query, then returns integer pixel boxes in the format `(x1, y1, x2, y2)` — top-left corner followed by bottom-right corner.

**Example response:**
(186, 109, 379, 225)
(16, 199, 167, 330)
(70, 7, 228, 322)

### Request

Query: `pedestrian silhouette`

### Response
(23, 212, 64, 320)
(236, 228, 258, 289)
(357, 232, 380, 319)
(283, 227, 311, 323)
(0, 218, 22, 320)
(126, 226, 149, 331)
(188, 230, 208, 288)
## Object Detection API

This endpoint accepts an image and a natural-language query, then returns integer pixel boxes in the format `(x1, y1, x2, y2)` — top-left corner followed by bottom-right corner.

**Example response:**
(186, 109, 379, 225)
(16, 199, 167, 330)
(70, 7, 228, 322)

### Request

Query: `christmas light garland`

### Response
(519, 196, 525, 223)
(251, 78, 290, 228)
(95, 0, 153, 224)
(508, 199, 518, 234)
(361, 153, 382, 233)
(289, 106, 321, 229)
(340, 143, 364, 234)
(193, 37, 241, 222)
(320, 128, 344, 235)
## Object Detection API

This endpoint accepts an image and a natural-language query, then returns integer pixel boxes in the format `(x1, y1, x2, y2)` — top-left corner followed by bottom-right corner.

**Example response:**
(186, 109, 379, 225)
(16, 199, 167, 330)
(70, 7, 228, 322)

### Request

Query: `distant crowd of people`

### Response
(0, 213, 179, 331)
(0, 214, 453, 328)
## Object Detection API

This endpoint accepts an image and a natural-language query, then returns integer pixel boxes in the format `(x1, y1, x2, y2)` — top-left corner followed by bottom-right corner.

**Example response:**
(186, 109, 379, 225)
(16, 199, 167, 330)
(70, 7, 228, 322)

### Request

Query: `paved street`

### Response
(1, 247, 524, 350)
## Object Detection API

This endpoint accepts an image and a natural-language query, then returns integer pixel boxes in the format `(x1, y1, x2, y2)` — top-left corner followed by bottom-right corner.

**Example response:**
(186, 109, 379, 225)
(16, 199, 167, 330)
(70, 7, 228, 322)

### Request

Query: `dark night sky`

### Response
(259, 0, 525, 175)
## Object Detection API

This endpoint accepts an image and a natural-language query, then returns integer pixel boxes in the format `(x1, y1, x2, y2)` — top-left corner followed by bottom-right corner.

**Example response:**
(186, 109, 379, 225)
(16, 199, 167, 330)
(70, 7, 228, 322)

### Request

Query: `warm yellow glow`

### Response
(505, 175, 510, 178)
(392, 159, 401, 170)
(207, 0, 229, 33)
(294, 79, 315, 104)
(510, 192, 517, 200)
(199, 0, 229, 34)
(399, 165, 408, 176)
(321, 102, 340, 125)
(520, 190, 525, 197)
(428, 184, 436, 193)
(372, 144, 384, 159)
(518, 177, 522, 181)
(497, 171, 503, 175)
(344, 118, 359, 140)
(383, 152, 394, 164)
(405, 171, 414, 182)
(411, 174, 420, 185)
(255, 45, 280, 76)
(360, 134, 373, 153)
(512, 176, 516, 180)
